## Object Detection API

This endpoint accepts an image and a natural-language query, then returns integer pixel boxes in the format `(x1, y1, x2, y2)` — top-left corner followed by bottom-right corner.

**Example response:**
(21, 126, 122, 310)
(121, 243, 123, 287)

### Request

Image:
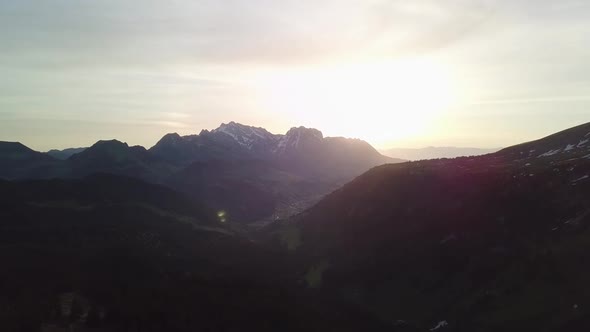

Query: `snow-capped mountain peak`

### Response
(150, 122, 395, 167)
(212, 122, 278, 150)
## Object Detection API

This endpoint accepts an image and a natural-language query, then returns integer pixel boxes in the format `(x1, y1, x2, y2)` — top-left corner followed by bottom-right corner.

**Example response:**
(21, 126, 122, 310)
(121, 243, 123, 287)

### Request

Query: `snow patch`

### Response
(578, 139, 589, 147)
(218, 127, 239, 141)
(276, 137, 287, 151)
(538, 149, 561, 158)
(564, 144, 576, 152)
(215, 122, 279, 150)
(430, 321, 449, 331)
(572, 175, 589, 183)
(292, 130, 302, 148)
(251, 128, 267, 139)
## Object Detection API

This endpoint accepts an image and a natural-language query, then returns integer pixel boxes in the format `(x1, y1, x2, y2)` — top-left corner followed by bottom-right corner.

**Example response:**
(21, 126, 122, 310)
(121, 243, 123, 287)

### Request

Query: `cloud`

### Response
(0, 0, 499, 67)
(2, 0, 588, 68)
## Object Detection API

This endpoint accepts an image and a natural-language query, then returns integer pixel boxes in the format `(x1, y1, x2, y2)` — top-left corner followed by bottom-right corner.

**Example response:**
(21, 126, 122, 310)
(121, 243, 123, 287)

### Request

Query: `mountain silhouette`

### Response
(0, 123, 400, 223)
(0, 141, 64, 179)
(267, 122, 590, 331)
(47, 147, 87, 160)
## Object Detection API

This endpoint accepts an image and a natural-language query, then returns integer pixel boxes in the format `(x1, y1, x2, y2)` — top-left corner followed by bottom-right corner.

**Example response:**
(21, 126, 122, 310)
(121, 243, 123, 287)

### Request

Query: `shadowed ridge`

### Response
(276, 121, 590, 331)
(497, 121, 590, 159)
(0, 141, 62, 179)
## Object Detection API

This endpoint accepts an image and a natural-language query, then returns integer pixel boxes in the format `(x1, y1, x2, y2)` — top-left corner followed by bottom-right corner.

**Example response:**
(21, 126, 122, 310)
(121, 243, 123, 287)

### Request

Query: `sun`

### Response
(253, 58, 456, 147)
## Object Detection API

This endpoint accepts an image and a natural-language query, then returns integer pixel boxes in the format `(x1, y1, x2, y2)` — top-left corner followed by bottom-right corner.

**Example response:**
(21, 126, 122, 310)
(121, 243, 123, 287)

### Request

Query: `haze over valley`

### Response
(381, 146, 500, 161)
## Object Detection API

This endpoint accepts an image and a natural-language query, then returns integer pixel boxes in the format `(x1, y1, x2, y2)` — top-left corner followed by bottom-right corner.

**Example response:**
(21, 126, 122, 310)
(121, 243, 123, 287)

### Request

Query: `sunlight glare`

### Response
(254, 59, 456, 147)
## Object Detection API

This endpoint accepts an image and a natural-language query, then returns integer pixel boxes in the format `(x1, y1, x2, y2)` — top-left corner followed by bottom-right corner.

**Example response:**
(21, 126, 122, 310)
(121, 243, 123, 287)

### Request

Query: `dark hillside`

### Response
(0, 175, 390, 332)
(270, 122, 590, 331)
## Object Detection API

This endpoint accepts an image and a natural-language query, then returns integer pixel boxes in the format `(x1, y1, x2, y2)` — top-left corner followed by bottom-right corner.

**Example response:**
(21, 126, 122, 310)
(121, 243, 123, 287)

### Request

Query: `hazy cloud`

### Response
(0, 0, 500, 66)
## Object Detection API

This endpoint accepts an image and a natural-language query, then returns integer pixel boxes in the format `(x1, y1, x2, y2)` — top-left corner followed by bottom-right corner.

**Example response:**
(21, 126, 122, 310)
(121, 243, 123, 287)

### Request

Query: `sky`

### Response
(1, 0, 589, 151)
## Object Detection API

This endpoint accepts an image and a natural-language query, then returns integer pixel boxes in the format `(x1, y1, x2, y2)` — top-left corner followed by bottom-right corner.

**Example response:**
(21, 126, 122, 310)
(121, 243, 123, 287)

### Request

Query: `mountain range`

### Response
(2, 121, 590, 331)
(0, 122, 401, 223)
(150, 122, 399, 179)
(47, 147, 87, 160)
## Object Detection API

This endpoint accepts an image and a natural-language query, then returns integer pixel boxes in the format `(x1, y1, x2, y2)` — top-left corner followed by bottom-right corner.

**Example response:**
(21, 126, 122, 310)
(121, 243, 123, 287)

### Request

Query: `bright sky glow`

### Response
(252, 58, 456, 146)
(1, 0, 589, 150)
